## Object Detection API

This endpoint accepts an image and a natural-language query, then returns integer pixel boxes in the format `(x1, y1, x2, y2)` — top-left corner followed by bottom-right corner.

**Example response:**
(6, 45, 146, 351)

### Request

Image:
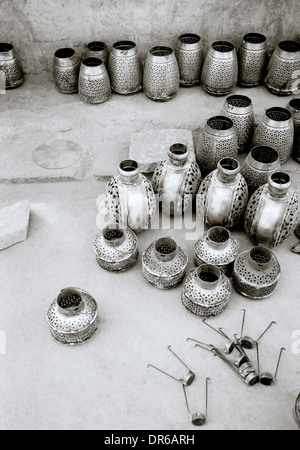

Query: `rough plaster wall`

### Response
(0, 0, 299, 74)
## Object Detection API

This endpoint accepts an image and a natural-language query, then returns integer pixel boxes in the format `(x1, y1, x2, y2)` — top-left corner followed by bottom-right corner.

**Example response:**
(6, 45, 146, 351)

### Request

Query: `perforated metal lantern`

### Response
(237, 33, 268, 87)
(265, 40, 300, 96)
(244, 171, 299, 247)
(86, 41, 109, 68)
(108, 40, 142, 95)
(287, 98, 300, 163)
(93, 225, 138, 272)
(142, 237, 188, 289)
(232, 246, 281, 300)
(78, 56, 111, 104)
(182, 264, 231, 317)
(196, 116, 238, 175)
(175, 33, 203, 87)
(252, 107, 294, 164)
(194, 226, 239, 277)
(143, 46, 179, 102)
(240, 145, 281, 196)
(53, 47, 80, 94)
(201, 40, 238, 96)
(46, 287, 99, 345)
(0, 42, 24, 89)
(220, 94, 255, 153)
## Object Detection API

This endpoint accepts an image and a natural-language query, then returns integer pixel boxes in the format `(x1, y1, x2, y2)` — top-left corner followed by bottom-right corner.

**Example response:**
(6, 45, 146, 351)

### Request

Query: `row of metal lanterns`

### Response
(51, 33, 300, 103)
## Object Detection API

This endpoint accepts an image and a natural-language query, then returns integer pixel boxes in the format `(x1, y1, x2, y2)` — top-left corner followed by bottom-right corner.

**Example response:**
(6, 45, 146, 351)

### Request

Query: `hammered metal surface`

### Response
(78, 71, 111, 104)
(54, 63, 80, 94)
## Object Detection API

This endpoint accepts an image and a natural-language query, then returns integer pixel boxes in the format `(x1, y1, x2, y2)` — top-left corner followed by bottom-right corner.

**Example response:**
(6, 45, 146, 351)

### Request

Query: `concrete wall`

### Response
(0, 0, 299, 74)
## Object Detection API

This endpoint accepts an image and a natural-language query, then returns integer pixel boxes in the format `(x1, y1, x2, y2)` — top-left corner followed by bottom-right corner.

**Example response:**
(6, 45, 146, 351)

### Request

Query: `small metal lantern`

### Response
(86, 41, 109, 69)
(46, 287, 99, 345)
(143, 46, 179, 102)
(108, 40, 142, 95)
(252, 106, 294, 164)
(220, 94, 255, 153)
(232, 246, 281, 299)
(93, 225, 138, 272)
(240, 145, 281, 196)
(142, 236, 188, 289)
(265, 40, 300, 96)
(237, 32, 268, 87)
(0, 42, 24, 89)
(78, 56, 111, 104)
(196, 115, 238, 175)
(194, 226, 239, 277)
(181, 264, 231, 317)
(287, 98, 300, 164)
(53, 47, 80, 94)
(201, 40, 238, 96)
(175, 33, 203, 87)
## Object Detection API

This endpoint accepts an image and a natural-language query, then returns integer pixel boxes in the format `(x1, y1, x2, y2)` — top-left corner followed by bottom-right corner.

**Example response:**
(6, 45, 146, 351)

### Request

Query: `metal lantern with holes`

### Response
(53, 47, 80, 94)
(237, 33, 268, 87)
(244, 171, 299, 247)
(232, 246, 281, 299)
(252, 107, 294, 164)
(265, 40, 300, 96)
(194, 226, 239, 277)
(86, 41, 109, 69)
(46, 287, 99, 345)
(93, 225, 138, 272)
(201, 40, 238, 96)
(175, 33, 203, 87)
(143, 46, 179, 102)
(108, 40, 142, 94)
(287, 98, 300, 163)
(78, 56, 111, 104)
(0, 42, 24, 89)
(152, 143, 202, 216)
(196, 116, 238, 175)
(240, 145, 281, 196)
(142, 237, 188, 289)
(220, 94, 255, 153)
(181, 264, 231, 317)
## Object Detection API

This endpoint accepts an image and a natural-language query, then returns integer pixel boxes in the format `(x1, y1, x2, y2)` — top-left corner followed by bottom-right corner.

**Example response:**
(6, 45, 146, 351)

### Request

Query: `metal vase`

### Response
(78, 56, 111, 104)
(142, 236, 188, 289)
(175, 33, 203, 87)
(196, 115, 238, 174)
(152, 143, 202, 215)
(221, 94, 255, 153)
(53, 47, 80, 94)
(240, 145, 281, 196)
(181, 264, 231, 317)
(287, 98, 300, 163)
(143, 46, 179, 101)
(0, 42, 24, 89)
(244, 171, 299, 247)
(201, 40, 238, 96)
(197, 157, 248, 230)
(105, 159, 156, 233)
(108, 40, 142, 94)
(86, 41, 109, 69)
(232, 246, 281, 300)
(238, 33, 268, 87)
(252, 106, 294, 164)
(265, 40, 300, 96)
(194, 226, 239, 277)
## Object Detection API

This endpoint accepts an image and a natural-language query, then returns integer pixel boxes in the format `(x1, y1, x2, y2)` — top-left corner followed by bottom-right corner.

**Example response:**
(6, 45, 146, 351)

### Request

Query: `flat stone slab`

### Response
(0, 200, 30, 250)
(129, 128, 195, 173)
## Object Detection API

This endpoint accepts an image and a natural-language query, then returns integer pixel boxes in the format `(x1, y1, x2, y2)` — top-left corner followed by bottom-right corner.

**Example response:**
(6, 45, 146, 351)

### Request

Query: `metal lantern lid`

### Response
(181, 264, 231, 317)
(194, 226, 239, 276)
(46, 287, 99, 345)
(142, 236, 188, 289)
(93, 225, 138, 272)
(232, 246, 281, 299)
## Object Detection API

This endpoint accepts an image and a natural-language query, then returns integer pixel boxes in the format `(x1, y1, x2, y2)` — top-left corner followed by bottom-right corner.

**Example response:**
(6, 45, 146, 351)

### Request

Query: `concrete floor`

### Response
(0, 74, 300, 430)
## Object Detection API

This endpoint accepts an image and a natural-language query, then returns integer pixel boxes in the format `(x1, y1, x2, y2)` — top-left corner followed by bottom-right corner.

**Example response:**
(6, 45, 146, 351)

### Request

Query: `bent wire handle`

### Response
(147, 364, 181, 383)
(295, 392, 300, 428)
(167, 345, 193, 372)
